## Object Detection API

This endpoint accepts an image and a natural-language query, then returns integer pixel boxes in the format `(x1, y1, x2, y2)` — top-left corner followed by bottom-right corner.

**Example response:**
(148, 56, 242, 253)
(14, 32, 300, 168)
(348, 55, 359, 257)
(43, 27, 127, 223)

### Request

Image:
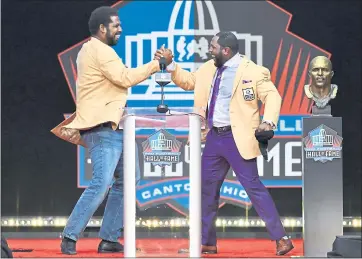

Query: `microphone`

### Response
(255, 130, 274, 160)
(155, 56, 171, 113)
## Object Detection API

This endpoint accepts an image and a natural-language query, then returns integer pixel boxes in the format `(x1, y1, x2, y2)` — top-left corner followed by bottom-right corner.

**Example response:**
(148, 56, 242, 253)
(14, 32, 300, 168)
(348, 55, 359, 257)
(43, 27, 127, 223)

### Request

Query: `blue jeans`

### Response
(62, 126, 141, 242)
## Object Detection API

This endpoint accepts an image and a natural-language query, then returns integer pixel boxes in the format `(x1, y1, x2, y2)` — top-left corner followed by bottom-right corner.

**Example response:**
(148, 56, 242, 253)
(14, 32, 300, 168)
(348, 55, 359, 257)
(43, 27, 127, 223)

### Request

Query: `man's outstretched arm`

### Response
(167, 61, 196, 91)
(98, 46, 161, 89)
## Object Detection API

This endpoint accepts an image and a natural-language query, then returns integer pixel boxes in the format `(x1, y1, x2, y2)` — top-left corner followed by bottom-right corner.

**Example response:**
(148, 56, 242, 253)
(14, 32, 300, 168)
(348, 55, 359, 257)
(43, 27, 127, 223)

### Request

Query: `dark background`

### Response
(1, 0, 361, 218)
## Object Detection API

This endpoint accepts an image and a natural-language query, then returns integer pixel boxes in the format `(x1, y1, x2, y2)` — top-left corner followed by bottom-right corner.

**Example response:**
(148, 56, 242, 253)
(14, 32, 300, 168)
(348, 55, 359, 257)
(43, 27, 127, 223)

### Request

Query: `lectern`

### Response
(302, 105, 343, 257)
(119, 107, 206, 258)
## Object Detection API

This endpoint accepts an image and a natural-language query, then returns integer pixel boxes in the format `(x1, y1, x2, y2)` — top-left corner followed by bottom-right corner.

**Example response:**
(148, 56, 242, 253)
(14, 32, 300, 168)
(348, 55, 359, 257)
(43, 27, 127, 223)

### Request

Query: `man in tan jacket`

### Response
(51, 6, 171, 255)
(156, 31, 294, 256)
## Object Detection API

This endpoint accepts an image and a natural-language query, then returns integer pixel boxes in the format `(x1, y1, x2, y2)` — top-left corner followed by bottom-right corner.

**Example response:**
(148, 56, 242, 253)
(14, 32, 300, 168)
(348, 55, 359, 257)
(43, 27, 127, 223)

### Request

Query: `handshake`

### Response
(153, 45, 174, 68)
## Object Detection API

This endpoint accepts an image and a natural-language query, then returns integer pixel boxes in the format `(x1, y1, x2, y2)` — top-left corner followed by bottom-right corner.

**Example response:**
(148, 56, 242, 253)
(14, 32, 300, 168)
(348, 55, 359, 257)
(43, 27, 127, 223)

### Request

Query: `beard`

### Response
(213, 53, 226, 68)
(106, 31, 119, 46)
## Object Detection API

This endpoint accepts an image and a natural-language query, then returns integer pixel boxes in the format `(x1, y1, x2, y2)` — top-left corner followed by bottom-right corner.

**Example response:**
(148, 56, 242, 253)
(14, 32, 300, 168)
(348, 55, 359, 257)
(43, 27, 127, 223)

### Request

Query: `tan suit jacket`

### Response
(171, 55, 282, 159)
(51, 37, 160, 146)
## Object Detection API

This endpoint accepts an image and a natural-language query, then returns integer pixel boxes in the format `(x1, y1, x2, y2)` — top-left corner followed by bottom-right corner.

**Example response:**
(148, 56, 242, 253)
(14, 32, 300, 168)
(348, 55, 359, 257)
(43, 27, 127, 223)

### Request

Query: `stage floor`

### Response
(7, 238, 303, 258)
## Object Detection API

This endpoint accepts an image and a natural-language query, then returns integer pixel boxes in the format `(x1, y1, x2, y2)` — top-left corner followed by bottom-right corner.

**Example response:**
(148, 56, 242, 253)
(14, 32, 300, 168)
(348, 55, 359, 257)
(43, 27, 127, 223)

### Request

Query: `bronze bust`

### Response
(304, 56, 338, 110)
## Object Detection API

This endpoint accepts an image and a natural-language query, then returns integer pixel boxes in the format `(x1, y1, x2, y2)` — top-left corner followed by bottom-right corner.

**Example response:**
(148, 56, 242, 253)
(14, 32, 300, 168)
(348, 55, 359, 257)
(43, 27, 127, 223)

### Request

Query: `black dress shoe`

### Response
(60, 238, 77, 255)
(98, 240, 124, 253)
(276, 238, 294, 256)
(202, 245, 217, 254)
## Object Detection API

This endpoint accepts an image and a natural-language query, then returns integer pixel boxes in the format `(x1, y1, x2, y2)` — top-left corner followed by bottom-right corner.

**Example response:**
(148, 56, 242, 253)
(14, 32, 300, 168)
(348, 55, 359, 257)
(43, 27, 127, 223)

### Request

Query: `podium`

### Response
(302, 105, 343, 257)
(119, 107, 206, 258)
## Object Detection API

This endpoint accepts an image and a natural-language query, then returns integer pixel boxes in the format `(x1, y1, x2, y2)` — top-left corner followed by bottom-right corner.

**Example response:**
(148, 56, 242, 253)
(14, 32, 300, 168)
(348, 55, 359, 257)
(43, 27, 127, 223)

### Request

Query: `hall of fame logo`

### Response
(58, 0, 332, 215)
(142, 129, 182, 167)
(303, 125, 343, 163)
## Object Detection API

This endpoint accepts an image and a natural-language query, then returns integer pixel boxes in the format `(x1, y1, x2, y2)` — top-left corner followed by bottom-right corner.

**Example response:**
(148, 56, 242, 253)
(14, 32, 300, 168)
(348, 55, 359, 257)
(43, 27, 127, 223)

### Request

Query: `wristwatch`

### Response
(262, 120, 275, 129)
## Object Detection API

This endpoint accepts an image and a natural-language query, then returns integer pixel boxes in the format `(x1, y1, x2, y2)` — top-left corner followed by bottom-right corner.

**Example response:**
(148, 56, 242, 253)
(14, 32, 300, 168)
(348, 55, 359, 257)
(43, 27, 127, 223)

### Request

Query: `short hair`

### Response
(215, 31, 239, 54)
(88, 6, 118, 35)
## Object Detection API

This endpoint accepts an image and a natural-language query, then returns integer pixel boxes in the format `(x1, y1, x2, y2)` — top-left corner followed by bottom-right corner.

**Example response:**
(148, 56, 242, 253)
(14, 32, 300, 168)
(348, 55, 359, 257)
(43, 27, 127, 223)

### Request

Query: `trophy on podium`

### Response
(302, 56, 343, 257)
(304, 56, 338, 116)
(155, 56, 171, 113)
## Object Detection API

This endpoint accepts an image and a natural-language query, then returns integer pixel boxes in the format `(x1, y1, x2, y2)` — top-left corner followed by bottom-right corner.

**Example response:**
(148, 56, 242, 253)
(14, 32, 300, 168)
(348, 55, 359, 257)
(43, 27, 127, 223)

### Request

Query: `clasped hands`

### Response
(153, 45, 174, 67)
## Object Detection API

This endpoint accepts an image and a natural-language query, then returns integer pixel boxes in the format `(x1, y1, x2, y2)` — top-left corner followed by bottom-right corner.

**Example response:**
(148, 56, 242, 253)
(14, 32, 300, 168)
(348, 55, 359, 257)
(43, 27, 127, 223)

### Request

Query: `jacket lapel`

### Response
(231, 56, 250, 98)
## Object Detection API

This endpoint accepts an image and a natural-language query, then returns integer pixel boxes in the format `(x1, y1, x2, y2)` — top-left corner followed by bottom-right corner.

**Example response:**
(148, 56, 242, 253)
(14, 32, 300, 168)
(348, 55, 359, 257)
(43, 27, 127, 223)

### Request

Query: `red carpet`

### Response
(7, 238, 303, 258)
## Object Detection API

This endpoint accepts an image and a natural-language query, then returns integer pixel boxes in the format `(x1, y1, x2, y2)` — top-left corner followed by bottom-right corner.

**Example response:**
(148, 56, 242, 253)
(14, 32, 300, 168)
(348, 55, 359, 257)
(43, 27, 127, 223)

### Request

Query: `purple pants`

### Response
(201, 129, 286, 246)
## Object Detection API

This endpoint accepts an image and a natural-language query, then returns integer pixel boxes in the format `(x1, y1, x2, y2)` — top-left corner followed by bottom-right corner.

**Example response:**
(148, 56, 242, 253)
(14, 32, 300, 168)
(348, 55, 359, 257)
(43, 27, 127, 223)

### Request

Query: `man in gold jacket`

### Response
(51, 6, 171, 255)
(156, 32, 294, 256)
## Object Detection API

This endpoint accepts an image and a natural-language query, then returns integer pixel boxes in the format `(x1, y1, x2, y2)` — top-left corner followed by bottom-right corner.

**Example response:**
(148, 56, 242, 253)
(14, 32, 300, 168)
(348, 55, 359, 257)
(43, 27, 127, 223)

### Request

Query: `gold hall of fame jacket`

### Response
(170, 55, 282, 159)
(51, 37, 160, 147)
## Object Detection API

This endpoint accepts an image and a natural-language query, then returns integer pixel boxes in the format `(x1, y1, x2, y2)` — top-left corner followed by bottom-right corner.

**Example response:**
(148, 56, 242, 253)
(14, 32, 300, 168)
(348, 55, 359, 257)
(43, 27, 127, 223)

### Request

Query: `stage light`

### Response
(284, 219, 290, 227)
(216, 219, 221, 227)
(175, 219, 181, 226)
(352, 219, 361, 227)
(1, 216, 361, 228)
(30, 219, 36, 226)
(290, 219, 296, 227)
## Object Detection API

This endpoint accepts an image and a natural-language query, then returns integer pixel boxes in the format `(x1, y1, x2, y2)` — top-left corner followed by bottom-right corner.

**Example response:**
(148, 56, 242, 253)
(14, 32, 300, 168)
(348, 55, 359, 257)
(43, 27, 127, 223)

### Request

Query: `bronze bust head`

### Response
(304, 56, 338, 109)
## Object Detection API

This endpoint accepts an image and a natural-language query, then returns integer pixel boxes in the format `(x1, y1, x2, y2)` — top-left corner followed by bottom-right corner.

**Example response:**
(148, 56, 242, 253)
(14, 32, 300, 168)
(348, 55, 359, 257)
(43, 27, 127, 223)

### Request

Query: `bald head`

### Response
(309, 56, 332, 71)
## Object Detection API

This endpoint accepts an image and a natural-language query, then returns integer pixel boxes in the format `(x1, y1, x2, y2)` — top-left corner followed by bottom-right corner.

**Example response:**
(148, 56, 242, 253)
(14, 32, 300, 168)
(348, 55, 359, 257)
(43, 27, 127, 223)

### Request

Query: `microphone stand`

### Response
(158, 65, 167, 177)
(155, 57, 172, 177)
